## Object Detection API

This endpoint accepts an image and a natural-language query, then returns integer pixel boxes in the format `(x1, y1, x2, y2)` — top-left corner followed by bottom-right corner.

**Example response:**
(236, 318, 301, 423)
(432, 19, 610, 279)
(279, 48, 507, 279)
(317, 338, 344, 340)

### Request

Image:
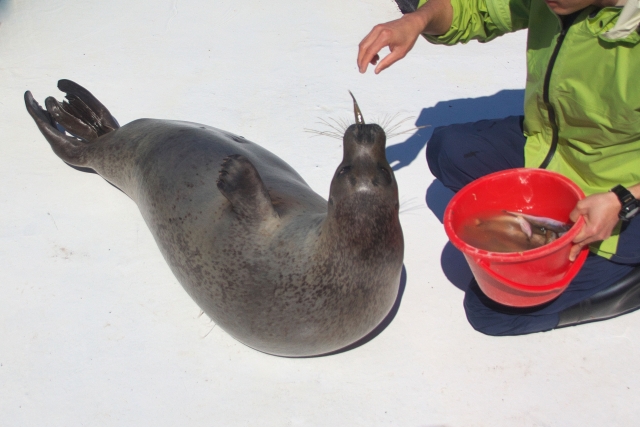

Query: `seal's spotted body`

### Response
(25, 80, 404, 357)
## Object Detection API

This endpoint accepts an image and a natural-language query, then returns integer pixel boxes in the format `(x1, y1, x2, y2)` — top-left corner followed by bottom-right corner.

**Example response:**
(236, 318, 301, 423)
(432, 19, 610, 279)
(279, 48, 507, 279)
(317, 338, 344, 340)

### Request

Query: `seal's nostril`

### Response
(377, 165, 392, 184)
(379, 166, 391, 179)
(338, 165, 352, 175)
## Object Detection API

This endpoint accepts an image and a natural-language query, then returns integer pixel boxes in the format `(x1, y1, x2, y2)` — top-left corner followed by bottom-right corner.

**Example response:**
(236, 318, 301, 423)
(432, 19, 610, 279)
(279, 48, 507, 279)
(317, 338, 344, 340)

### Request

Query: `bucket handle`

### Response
(476, 247, 589, 293)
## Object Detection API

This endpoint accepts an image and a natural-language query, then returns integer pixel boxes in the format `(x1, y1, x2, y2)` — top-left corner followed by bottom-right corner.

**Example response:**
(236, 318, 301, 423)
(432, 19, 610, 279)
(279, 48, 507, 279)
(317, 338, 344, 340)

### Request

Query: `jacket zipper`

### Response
(538, 11, 581, 169)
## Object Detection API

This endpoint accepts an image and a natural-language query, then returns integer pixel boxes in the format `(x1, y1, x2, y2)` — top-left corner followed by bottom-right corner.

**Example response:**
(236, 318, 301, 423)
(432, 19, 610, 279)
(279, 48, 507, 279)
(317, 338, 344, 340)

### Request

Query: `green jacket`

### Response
(418, 0, 640, 258)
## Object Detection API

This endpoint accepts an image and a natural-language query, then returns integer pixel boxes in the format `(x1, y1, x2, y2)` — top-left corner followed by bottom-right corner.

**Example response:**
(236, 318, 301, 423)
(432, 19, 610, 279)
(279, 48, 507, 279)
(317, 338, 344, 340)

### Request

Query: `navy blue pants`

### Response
(426, 116, 640, 336)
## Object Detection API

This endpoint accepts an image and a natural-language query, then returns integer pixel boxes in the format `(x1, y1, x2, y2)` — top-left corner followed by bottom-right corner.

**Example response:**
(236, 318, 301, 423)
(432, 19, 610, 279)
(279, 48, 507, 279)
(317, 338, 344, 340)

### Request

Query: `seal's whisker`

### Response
(399, 197, 426, 215)
(377, 112, 402, 131)
(387, 125, 430, 140)
(324, 117, 347, 134)
(305, 115, 353, 140)
(384, 116, 414, 134)
(400, 205, 427, 215)
(371, 113, 432, 140)
(380, 113, 429, 139)
(304, 128, 343, 139)
(202, 323, 217, 339)
(328, 116, 351, 133)
(307, 113, 431, 141)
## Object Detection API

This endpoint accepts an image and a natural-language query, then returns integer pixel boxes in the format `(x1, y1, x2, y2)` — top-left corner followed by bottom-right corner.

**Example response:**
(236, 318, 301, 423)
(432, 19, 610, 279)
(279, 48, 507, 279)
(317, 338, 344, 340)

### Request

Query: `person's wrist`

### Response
(607, 189, 622, 209)
(597, 191, 621, 224)
(610, 184, 640, 221)
(407, 7, 431, 34)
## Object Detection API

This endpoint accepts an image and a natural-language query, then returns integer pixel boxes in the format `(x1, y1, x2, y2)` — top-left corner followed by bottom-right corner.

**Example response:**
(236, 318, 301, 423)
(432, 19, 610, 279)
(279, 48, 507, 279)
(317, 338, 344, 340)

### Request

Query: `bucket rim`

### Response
(443, 168, 586, 262)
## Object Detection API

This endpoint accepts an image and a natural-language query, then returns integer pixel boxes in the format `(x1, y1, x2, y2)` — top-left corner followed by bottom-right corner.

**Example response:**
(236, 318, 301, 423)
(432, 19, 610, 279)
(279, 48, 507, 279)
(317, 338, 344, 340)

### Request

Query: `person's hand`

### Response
(357, 13, 427, 74)
(568, 191, 621, 261)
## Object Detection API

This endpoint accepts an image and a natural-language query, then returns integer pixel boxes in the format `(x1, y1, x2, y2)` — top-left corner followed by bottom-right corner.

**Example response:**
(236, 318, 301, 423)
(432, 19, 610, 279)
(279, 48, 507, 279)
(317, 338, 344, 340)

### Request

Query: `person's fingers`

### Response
(567, 194, 622, 262)
(569, 202, 586, 223)
(374, 47, 408, 74)
(357, 26, 387, 73)
(571, 220, 588, 244)
(571, 220, 607, 249)
(569, 233, 600, 260)
(359, 39, 390, 73)
(569, 220, 590, 261)
(574, 216, 617, 244)
(570, 221, 610, 261)
(358, 43, 377, 73)
(569, 243, 585, 262)
(359, 38, 388, 73)
(358, 16, 422, 73)
(569, 217, 596, 260)
(569, 245, 582, 262)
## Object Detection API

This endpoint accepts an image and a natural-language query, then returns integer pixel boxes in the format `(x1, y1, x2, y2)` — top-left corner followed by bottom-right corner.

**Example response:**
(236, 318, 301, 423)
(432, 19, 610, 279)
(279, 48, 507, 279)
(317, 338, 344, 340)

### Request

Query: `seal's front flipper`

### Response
(217, 154, 278, 222)
(24, 90, 90, 167)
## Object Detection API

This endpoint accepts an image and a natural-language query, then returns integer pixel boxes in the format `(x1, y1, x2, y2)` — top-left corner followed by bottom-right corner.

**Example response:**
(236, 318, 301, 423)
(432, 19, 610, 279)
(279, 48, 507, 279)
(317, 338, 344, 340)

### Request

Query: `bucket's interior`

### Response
(447, 169, 581, 240)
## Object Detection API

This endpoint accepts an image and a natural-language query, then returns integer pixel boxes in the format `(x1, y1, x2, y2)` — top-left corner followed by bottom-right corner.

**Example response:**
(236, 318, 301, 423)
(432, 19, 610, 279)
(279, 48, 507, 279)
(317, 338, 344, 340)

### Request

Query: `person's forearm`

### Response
(411, 0, 454, 36)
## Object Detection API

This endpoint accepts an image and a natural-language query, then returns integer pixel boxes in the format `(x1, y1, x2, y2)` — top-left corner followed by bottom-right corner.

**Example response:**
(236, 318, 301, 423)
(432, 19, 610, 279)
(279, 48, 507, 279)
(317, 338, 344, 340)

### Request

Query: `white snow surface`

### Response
(1, 0, 639, 426)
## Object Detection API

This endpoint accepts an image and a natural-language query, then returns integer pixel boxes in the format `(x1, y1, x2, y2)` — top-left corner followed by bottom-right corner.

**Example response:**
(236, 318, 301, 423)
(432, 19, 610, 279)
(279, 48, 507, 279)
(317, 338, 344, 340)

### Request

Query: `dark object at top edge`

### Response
(394, 0, 420, 13)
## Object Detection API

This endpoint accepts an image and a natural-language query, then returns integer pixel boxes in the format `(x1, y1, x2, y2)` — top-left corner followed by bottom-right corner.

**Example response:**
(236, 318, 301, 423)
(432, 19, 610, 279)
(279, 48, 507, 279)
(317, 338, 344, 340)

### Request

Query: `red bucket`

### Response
(444, 168, 589, 307)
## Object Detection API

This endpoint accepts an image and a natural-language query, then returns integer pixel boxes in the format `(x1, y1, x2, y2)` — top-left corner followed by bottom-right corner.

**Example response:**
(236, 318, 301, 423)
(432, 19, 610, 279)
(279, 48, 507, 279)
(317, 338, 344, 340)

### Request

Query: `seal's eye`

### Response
(338, 165, 351, 175)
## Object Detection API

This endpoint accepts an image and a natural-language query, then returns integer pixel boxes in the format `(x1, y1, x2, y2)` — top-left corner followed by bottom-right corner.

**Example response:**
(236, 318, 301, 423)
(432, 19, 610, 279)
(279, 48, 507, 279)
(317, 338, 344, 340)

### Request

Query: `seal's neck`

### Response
(321, 193, 403, 261)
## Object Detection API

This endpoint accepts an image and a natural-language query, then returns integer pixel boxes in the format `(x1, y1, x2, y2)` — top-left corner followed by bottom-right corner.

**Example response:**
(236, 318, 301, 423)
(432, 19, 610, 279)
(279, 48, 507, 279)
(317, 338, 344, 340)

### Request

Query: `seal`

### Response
(24, 80, 404, 357)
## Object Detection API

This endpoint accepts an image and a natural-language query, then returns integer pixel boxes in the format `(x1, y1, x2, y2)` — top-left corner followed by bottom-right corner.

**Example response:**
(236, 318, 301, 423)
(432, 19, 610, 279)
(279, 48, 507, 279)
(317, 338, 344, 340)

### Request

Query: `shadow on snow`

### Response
(388, 89, 525, 293)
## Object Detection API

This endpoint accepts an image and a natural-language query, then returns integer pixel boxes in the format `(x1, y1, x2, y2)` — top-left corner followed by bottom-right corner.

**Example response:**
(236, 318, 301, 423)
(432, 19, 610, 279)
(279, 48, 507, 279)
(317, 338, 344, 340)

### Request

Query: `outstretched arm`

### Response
(357, 0, 453, 74)
(569, 183, 640, 261)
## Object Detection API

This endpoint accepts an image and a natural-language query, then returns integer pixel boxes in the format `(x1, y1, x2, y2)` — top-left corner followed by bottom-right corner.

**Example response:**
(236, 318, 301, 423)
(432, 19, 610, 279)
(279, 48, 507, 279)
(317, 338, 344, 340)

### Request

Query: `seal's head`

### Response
(327, 94, 400, 252)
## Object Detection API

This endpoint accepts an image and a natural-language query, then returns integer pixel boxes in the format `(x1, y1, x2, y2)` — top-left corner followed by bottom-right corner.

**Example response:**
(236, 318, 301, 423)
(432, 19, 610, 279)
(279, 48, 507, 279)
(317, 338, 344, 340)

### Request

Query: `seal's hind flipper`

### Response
(54, 79, 120, 138)
(25, 80, 120, 167)
(24, 90, 55, 127)
(44, 96, 99, 142)
(24, 90, 90, 167)
(217, 155, 279, 221)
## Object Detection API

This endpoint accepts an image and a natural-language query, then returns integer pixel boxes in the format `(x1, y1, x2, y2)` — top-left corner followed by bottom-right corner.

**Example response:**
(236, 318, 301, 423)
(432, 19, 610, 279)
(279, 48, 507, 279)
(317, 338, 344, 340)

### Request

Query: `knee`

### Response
(426, 124, 471, 191)
(463, 284, 559, 336)
(425, 125, 448, 181)
(462, 290, 508, 336)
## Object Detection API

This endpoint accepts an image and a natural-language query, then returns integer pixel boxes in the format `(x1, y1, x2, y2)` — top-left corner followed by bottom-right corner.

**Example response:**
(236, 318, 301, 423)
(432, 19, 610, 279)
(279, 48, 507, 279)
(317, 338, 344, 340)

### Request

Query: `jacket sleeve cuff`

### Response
(485, 0, 513, 33)
(418, 0, 507, 44)
(418, 0, 520, 45)
(418, 0, 465, 45)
